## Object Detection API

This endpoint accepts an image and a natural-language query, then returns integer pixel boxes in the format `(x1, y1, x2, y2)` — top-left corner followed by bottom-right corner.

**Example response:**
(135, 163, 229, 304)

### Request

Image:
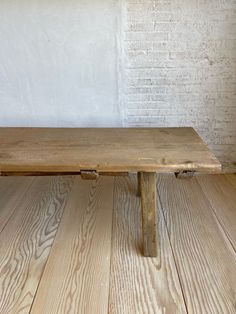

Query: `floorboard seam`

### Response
(0, 177, 36, 235)
(107, 177, 115, 314)
(29, 176, 75, 313)
(157, 181, 189, 314)
(196, 177, 236, 254)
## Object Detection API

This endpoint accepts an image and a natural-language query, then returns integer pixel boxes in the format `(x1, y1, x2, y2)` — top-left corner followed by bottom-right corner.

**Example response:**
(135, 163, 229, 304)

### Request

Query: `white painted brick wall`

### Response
(122, 0, 236, 163)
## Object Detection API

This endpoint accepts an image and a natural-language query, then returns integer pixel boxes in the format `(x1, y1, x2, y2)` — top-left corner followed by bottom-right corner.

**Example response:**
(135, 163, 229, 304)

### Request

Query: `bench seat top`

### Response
(0, 127, 221, 174)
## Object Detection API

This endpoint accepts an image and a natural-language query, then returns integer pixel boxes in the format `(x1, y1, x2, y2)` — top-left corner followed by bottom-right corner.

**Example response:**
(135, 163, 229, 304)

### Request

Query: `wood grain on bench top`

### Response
(0, 127, 221, 173)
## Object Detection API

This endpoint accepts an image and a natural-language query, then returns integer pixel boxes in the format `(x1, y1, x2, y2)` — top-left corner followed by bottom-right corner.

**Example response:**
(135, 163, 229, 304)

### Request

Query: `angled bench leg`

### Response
(137, 172, 141, 197)
(140, 172, 158, 257)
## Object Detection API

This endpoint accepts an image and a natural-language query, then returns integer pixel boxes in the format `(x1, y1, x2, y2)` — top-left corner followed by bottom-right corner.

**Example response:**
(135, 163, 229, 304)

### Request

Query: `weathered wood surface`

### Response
(31, 177, 114, 314)
(222, 162, 236, 173)
(0, 127, 221, 173)
(0, 171, 128, 177)
(140, 172, 158, 257)
(109, 175, 187, 314)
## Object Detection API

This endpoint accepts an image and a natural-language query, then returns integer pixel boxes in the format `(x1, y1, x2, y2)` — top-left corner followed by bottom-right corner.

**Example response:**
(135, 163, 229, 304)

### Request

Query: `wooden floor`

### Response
(0, 174, 235, 314)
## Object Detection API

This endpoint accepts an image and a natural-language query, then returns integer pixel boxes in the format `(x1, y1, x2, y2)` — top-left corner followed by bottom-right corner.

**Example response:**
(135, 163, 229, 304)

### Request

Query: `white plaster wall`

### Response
(0, 0, 122, 126)
(0, 0, 236, 163)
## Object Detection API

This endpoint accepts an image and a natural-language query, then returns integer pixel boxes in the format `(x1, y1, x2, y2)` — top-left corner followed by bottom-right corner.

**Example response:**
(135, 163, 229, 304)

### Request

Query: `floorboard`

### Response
(108, 175, 187, 314)
(0, 174, 235, 313)
(31, 177, 114, 314)
(0, 176, 73, 314)
(158, 174, 236, 314)
(197, 174, 236, 249)
(0, 177, 34, 233)
(225, 174, 236, 189)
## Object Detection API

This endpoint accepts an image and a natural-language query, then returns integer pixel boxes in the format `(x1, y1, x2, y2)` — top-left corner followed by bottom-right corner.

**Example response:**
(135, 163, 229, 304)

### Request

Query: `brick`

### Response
(122, 0, 236, 162)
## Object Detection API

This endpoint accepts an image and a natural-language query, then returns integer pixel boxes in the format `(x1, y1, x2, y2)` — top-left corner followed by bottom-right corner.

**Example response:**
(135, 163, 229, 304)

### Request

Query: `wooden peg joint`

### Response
(175, 170, 196, 179)
(80, 170, 99, 180)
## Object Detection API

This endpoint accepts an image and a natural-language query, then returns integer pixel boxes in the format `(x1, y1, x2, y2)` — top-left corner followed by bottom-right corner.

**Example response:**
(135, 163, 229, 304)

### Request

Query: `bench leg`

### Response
(140, 172, 158, 257)
(137, 172, 141, 197)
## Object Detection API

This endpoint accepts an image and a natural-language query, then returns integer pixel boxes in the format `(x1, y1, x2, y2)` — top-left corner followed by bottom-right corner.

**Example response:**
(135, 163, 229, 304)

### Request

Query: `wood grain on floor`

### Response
(197, 174, 236, 249)
(108, 175, 186, 314)
(0, 174, 235, 314)
(0, 176, 74, 313)
(225, 174, 236, 189)
(158, 174, 236, 314)
(0, 177, 34, 233)
(31, 177, 114, 314)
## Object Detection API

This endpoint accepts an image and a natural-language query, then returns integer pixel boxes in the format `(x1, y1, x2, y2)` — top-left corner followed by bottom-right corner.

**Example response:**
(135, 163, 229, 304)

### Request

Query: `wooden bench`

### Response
(0, 127, 221, 257)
